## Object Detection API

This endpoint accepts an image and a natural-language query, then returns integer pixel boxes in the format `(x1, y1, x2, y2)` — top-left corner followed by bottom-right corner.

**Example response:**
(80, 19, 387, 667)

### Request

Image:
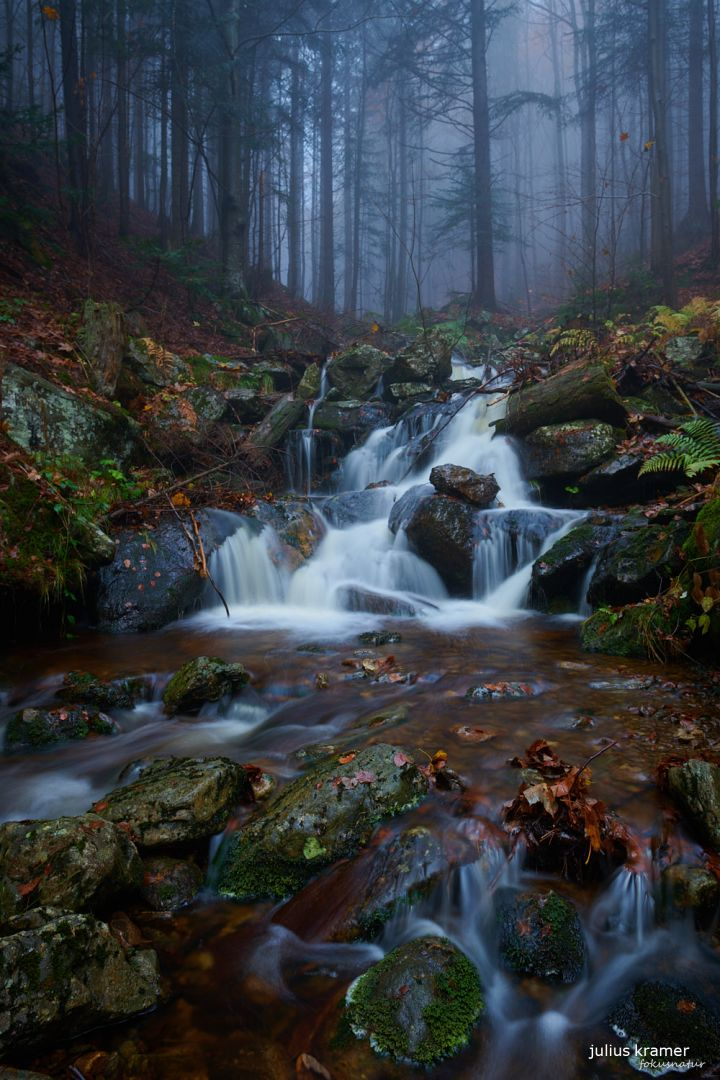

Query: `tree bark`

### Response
(59, 0, 88, 252)
(648, 0, 676, 305)
(470, 0, 496, 309)
(317, 31, 335, 311)
(709, 0, 719, 264)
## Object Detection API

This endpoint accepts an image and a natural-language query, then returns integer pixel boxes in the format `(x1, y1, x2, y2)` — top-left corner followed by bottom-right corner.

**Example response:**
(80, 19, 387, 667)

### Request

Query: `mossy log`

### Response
(495, 359, 627, 436)
(248, 392, 306, 450)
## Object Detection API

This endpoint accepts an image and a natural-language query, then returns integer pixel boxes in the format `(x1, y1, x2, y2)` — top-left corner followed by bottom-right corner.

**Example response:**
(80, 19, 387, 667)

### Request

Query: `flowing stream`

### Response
(1, 366, 719, 1077)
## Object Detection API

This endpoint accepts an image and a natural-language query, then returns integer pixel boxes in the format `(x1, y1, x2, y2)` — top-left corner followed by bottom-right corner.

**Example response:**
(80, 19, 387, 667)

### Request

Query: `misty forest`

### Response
(3, 0, 720, 1076)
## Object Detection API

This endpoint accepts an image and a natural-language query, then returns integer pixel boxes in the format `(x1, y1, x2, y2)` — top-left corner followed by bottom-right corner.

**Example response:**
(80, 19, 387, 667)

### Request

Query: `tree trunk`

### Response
(26, 0, 34, 108)
(470, 0, 496, 309)
(219, 0, 246, 295)
(349, 37, 366, 316)
(170, 0, 189, 247)
(287, 43, 303, 297)
(59, 0, 88, 252)
(317, 32, 335, 312)
(709, 0, 719, 264)
(682, 0, 709, 241)
(116, 0, 129, 236)
(648, 0, 676, 304)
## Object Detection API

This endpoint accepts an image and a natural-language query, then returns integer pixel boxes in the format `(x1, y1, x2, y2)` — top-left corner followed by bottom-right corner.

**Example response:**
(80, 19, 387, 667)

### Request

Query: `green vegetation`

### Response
(639, 417, 720, 478)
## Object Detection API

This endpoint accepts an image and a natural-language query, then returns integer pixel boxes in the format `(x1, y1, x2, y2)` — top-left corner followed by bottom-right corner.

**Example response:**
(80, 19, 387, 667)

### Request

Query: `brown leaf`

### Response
(296, 1053, 332, 1079)
(17, 876, 42, 897)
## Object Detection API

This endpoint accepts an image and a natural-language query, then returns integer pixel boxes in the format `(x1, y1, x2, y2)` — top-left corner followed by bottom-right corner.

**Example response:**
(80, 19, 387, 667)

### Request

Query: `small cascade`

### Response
(207, 518, 288, 607)
(286, 364, 329, 495)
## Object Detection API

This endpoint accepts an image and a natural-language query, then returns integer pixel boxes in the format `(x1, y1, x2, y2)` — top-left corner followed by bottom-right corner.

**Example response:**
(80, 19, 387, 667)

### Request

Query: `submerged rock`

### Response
(338, 587, 417, 617)
(4, 706, 116, 753)
(662, 865, 720, 910)
(666, 759, 720, 852)
(216, 744, 429, 901)
(55, 670, 138, 710)
(92, 756, 247, 848)
(345, 935, 483, 1065)
(498, 890, 586, 983)
(140, 855, 204, 911)
(608, 981, 720, 1066)
(465, 681, 543, 701)
(358, 630, 403, 646)
(0, 815, 142, 920)
(162, 655, 249, 715)
(0, 912, 160, 1053)
(429, 464, 499, 507)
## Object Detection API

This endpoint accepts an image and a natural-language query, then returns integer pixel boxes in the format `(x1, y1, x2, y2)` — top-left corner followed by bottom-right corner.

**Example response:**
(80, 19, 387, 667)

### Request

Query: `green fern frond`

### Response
(549, 328, 598, 359)
(639, 418, 720, 478)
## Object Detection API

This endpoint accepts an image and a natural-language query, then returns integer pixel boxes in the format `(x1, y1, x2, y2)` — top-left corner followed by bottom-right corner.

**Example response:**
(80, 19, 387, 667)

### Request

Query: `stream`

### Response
(2, 365, 720, 1078)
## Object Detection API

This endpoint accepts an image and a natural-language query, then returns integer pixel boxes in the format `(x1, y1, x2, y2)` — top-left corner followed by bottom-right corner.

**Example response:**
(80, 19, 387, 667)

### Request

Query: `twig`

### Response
(165, 497, 230, 618)
(569, 740, 618, 794)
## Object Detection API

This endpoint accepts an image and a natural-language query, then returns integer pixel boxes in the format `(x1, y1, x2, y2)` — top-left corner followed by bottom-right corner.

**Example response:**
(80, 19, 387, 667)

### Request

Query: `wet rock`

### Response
(314, 400, 391, 434)
(578, 452, 665, 504)
(608, 981, 720, 1066)
(495, 358, 627, 436)
(387, 328, 454, 385)
(404, 494, 476, 594)
(387, 381, 435, 402)
(587, 521, 689, 606)
(465, 681, 543, 701)
(248, 393, 306, 451)
(123, 336, 191, 387)
(429, 464, 499, 507)
(522, 420, 616, 480)
(666, 759, 720, 852)
(140, 856, 204, 911)
(0, 815, 142, 921)
(55, 670, 138, 710)
(77, 300, 127, 397)
(529, 520, 617, 614)
(221, 387, 270, 424)
(297, 362, 322, 400)
(498, 890, 586, 983)
(216, 744, 429, 901)
(95, 509, 238, 633)
(252, 498, 326, 569)
(338, 587, 417, 617)
(358, 631, 403, 646)
(4, 706, 117, 753)
(1, 363, 141, 467)
(666, 335, 710, 372)
(581, 601, 679, 659)
(0, 912, 160, 1053)
(326, 345, 389, 400)
(92, 756, 247, 848)
(662, 865, 720, 910)
(162, 656, 249, 715)
(322, 488, 395, 528)
(344, 935, 483, 1065)
(184, 386, 226, 423)
(0, 1068, 53, 1078)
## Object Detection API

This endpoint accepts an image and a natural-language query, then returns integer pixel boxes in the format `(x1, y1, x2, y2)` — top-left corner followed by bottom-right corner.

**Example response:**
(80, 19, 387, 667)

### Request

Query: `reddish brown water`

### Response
(2, 618, 719, 1079)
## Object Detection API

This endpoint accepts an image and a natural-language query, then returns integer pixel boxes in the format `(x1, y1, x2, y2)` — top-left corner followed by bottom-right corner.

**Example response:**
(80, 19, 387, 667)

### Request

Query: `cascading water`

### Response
(286, 363, 330, 495)
(202, 371, 586, 630)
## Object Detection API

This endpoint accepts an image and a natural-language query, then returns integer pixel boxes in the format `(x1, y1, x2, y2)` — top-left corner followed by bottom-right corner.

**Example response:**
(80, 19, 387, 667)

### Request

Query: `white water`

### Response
(198, 380, 585, 634)
(286, 363, 329, 495)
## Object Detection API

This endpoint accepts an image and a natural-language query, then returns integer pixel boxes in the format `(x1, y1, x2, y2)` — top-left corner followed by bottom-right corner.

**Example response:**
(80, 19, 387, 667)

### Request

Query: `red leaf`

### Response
(17, 876, 42, 897)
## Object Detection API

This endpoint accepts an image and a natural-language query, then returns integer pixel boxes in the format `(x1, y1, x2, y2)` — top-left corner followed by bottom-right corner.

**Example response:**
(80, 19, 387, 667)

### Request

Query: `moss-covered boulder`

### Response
(495, 358, 627, 436)
(666, 759, 720, 852)
(216, 744, 429, 901)
(522, 420, 616, 480)
(683, 498, 720, 574)
(429, 464, 499, 507)
(0, 815, 142, 921)
(4, 706, 117, 753)
(297, 362, 322, 400)
(529, 520, 616, 613)
(248, 392, 307, 450)
(0, 912, 160, 1053)
(55, 670, 138, 710)
(587, 521, 689, 606)
(344, 936, 483, 1065)
(498, 890, 586, 983)
(662, 865, 720, 910)
(123, 336, 191, 387)
(581, 600, 682, 659)
(140, 855, 204, 911)
(608, 981, 720, 1067)
(221, 387, 270, 424)
(403, 494, 476, 594)
(92, 756, 247, 848)
(326, 345, 389, 400)
(162, 656, 249, 715)
(314, 400, 391, 434)
(387, 329, 454, 386)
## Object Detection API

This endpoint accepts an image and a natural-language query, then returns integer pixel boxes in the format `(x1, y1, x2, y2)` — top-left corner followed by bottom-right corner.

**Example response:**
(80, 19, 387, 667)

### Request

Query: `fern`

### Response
(548, 328, 598, 360)
(639, 418, 720, 478)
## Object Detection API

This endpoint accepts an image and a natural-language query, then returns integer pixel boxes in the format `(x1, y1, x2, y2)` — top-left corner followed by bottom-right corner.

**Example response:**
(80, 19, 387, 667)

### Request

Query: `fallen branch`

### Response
(165, 497, 230, 618)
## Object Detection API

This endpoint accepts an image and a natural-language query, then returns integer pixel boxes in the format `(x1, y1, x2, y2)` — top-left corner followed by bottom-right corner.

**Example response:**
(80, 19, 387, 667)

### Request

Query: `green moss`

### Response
(499, 891, 585, 983)
(217, 836, 309, 900)
(581, 601, 684, 660)
(683, 498, 720, 571)
(610, 981, 720, 1064)
(419, 950, 484, 1062)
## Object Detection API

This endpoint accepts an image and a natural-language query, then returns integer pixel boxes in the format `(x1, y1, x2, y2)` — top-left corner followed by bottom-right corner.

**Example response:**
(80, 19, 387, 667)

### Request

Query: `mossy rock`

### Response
(498, 890, 586, 983)
(0, 912, 160, 1053)
(92, 755, 248, 849)
(608, 981, 720, 1066)
(587, 521, 689, 606)
(0, 815, 142, 921)
(529, 520, 616, 614)
(162, 656, 249, 715)
(124, 337, 191, 388)
(666, 759, 720, 852)
(387, 328, 455, 386)
(683, 498, 720, 575)
(326, 345, 389, 400)
(4, 706, 117, 753)
(216, 744, 429, 901)
(662, 865, 720, 910)
(140, 855, 204, 911)
(344, 936, 483, 1065)
(522, 419, 616, 480)
(581, 601, 682, 660)
(55, 670, 138, 710)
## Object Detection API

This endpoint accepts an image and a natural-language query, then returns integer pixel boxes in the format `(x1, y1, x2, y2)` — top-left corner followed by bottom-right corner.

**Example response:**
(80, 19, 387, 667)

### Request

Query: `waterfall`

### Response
(200, 384, 585, 629)
(286, 364, 329, 495)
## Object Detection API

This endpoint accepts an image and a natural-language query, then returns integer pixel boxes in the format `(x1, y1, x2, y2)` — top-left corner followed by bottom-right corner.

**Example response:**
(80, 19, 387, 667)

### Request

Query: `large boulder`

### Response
(326, 345, 389, 400)
(1, 363, 141, 466)
(95, 509, 238, 633)
(314, 400, 391, 434)
(252, 498, 326, 569)
(429, 464, 499, 507)
(123, 336, 191, 387)
(0, 816, 142, 920)
(345, 936, 483, 1066)
(216, 744, 429, 901)
(162, 656, 249, 715)
(221, 387, 271, 424)
(495, 358, 627, 436)
(587, 521, 689, 606)
(387, 328, 454, 385)
(404, 494, 477, 594)
(498, 890, 586, 983)
(92, 756, 248, 848)
(529, 519, 617, 613)
(608, 981, 720, 1067)
(77, 300, 127, 397)
(522, 420, 616, 479)
(4, 706, 117, 753)
(322, 489, 395, 529)
(666, 759, 720, 852)
(0, 912, 160, 1053)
